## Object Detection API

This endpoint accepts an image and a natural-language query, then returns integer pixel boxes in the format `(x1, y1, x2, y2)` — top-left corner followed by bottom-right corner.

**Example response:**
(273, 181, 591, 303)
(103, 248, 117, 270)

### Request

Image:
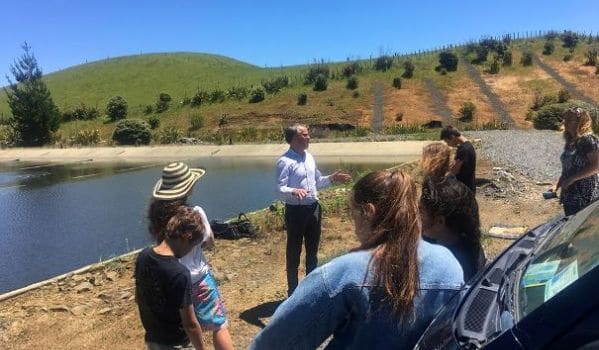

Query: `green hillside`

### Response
(1, 31, 598, 146)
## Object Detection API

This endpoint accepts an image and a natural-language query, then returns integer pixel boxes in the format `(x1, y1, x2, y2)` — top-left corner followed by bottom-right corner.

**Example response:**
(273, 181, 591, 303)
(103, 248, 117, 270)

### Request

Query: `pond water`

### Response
(0, 156, 415, 294)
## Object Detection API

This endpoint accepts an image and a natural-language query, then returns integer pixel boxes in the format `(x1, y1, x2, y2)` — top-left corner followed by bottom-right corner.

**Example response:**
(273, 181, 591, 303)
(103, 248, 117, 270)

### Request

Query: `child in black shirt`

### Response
(136, 207, 205, 350)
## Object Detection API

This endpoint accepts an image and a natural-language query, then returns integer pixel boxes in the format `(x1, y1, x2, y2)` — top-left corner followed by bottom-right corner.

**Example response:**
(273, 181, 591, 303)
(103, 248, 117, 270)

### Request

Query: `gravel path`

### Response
(469, 129, 564, 182)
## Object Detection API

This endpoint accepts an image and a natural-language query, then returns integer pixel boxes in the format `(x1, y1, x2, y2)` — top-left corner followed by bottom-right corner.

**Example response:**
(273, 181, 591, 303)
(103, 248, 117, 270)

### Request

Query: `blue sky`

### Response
(2, 0, 598, 79)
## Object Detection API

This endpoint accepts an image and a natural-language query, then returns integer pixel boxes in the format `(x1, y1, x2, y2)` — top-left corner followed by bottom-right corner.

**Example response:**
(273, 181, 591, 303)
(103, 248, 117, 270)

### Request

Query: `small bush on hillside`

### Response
(472, 45, 489, 64)
(352, 91, 360, 98)
(313, 74, 328, 91)
(160, 126, 182, 144)
(159, 93, 172, 103)
(226, 86, 249, 101)
(502, 51, 513, 66)
(392, 77, 402, 89)
(304, 63, 330, 85)
(563, 54, 573, 62)
(342, 62, 362, 77)
(112, 119, 151, 145)
(144, 105, 153, 115)
(71, 129, 101, 146)
(147, 115, 160, 129)
(585, 48, 598, 66)
(106, 96, 128, 121)
(190, 114, 205, 130)
(545, 31, 559, 41)
(488, 58, 501, 74)
(532, 93, 557, 110)
(62, 104, 99, 122)
(558, 89, 571, 103)
(346, 76, 358, 90)
(402, 60, 415, 78)
(520, 52, 533, 66)
(374, 55, 393, 72)
(543, 41, 555, 55)
(297, 92, 308, 105)
(218, 114, 229, 127)
(191, 90, 209, 107)
(561, 30, 579, 49)
(459, 101, 476, 122)
(262, 76, 289, 94)
(181, 96, 191, 106)
(437, 51, 458, 72)
(156, 100, 169, 113)
(249, 87, 265, 103)
(209, 90, 226, 103)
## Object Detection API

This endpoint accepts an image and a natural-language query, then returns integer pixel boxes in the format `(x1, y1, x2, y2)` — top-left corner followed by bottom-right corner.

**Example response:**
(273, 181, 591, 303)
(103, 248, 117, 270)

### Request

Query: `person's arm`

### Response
(277, 158, 310, 199)
(447, 159, 463, 176)
(250, 267, 345, 349)
(560, 149, 599, 191)
(194, 206, 214, 250)
(179, 304, 204, 350)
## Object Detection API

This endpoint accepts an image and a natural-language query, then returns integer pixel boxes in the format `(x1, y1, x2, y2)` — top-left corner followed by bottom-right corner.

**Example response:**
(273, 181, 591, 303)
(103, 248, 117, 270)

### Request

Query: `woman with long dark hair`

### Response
(250, 170, 463, 349)
(420, 176, 486, 281)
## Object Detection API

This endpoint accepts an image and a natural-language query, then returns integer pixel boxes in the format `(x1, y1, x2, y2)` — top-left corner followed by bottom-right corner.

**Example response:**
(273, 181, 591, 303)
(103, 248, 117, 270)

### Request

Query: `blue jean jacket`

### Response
(250, 240, 464, 350)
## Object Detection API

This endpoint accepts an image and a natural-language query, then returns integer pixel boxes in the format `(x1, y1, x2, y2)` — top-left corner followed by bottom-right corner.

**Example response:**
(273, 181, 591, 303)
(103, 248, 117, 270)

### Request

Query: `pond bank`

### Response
(0, 140, 430, 163)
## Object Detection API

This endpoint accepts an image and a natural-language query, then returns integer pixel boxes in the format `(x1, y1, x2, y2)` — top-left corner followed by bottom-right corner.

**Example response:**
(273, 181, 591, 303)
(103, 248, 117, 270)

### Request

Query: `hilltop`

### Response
(0, 31, 597, 146)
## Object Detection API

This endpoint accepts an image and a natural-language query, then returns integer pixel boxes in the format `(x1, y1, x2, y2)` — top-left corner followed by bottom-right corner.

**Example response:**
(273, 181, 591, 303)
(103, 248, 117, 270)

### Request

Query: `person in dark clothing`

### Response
(551, 107, 599, 216)
(136, 206, 206, 350)
(419, 176, 486, 282)
(441, 126, 477, 193)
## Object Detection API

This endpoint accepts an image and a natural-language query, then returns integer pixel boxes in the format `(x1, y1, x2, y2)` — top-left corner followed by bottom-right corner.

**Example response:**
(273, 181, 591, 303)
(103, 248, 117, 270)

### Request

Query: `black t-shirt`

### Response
(455, 141, 476, 192)
(135, 247, 192, 345)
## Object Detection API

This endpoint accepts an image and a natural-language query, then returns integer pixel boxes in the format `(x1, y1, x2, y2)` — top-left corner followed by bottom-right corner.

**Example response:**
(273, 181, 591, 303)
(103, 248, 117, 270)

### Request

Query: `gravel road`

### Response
(469, 129, 564, 182)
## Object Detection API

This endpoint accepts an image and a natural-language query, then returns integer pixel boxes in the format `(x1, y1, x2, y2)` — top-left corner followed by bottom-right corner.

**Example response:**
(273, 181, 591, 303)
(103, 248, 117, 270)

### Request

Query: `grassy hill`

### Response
(1, 32, 598, 146)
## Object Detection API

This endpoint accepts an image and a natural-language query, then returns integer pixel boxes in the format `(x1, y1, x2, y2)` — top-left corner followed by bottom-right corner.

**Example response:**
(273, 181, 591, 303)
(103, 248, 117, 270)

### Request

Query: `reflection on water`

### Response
(0, 156, 413, 293)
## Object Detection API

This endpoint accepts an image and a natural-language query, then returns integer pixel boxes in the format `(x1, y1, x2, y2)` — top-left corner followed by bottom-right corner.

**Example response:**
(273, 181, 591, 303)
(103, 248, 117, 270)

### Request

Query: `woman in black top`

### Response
(552, 107, 599, 216)
(420, 176, 486, 282)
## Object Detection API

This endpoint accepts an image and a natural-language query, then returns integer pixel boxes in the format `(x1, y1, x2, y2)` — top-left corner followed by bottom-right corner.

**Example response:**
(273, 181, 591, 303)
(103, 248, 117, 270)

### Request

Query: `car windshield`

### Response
(518, 202, 599, 318)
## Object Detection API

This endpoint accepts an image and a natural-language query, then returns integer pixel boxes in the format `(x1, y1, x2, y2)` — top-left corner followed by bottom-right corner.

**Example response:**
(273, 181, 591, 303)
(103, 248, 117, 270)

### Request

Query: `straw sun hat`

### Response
(152, 162, 206, 200)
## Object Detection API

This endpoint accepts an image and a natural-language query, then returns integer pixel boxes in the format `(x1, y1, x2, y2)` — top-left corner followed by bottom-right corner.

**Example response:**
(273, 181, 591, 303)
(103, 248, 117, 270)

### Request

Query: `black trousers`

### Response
(284, 202, 322, 296)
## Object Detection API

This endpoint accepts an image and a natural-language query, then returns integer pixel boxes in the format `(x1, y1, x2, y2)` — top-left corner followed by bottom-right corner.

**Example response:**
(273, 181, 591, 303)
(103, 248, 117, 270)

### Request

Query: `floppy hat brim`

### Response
(152, 167, 206, 200)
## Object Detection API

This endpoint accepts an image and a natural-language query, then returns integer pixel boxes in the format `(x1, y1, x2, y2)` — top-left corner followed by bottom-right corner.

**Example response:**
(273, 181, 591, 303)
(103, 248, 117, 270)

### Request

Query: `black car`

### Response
(415, 200, 599, 350)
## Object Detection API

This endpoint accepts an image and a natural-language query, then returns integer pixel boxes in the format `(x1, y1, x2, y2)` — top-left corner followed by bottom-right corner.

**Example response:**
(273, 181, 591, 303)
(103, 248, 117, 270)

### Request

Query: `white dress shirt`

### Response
(276, 148, 331, 205)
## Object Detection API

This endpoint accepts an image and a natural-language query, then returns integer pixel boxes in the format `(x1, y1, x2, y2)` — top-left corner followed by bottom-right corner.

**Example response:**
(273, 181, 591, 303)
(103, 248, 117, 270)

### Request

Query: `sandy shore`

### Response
(0, 140, 430, 163)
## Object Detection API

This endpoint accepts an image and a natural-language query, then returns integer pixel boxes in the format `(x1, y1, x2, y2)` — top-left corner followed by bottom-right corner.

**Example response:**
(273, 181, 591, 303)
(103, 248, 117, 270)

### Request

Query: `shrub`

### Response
(346, 76, 358, 90)
(112, 119, 151, 145)
(191, 90, 209, 107)
(557, 89, 571, 103)
(181, 96, 191, 106)
(249, 87, 265, 103)
(543, 41, 555, 55)
(520, 51, 533, 66)
(304, 63, 330, 85)
(189, 114, 205, 130)
(71, 129, 101, 146)
(313, 74, 328, 91)
(62, 104, 99, 122)
(226, 86, 248, 101)
(209, 89, 226, 103)
(148, 115, 160, 129)
(262, 76, 289, 94)
(561, 30, 579, 49)
(297, 92, 308, 105)
(545, 31, 559, 41)
(159, 93, 172, 103)
(160, 127, 182, 144)
(459, 101, 476, 122)
(488, 57, 501, 74)
(106, 96, 128, 121)
(392, 77, 402, 89)
(563, 54, 573, 62)
(533, 104, 565, 130)
(437, 51, 458, 72)
(218, 114, 229, 127)
(532, 93, 557, 110)
(472, 45, 489, 64)
(155, 100, 169, 113)
(585, 48, 598, 66)
(374, 55, 393, 72)
(502, 51, 513, 66)
(144, 105, 153, 115)
(352, 91, 360, 98)
(342, 62, 362, 77)
(0, 124, 19, 148)
(402, 60, 415, 78)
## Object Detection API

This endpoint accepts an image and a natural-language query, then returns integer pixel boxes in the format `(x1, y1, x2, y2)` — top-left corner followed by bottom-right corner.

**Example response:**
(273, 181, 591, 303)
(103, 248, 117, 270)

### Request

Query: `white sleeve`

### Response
(193, 206, 214, 243)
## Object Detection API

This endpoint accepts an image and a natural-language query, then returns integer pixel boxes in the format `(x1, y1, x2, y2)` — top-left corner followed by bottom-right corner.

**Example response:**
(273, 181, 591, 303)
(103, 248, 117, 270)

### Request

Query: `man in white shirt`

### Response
(276, 124, 351, 296)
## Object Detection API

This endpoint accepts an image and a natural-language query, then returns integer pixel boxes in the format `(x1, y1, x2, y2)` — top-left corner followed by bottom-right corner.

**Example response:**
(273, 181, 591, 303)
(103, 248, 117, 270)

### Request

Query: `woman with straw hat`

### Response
(146, 162, 233, 350)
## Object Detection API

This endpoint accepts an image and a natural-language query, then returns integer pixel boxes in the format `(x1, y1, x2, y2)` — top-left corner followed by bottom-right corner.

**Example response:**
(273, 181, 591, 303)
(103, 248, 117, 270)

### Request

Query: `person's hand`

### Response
(292, 188, 309, 199)
(331, 171, 352, 183)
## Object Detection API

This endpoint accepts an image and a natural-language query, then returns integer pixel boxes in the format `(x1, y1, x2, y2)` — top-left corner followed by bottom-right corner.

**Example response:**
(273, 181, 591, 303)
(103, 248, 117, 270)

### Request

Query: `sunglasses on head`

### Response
(566, 107, 583, 115)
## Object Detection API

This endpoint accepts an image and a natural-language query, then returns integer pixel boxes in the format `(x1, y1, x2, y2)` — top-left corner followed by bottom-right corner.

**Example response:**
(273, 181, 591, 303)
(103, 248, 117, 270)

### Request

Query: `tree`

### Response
(437, 51, 458, 72)
(4, 43, 60, 146)
(106, 96, 128, 121)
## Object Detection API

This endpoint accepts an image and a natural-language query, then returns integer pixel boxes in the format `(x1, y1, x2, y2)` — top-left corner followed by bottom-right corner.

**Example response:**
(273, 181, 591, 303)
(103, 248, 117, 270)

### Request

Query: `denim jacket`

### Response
(250, 239, 463, 350)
